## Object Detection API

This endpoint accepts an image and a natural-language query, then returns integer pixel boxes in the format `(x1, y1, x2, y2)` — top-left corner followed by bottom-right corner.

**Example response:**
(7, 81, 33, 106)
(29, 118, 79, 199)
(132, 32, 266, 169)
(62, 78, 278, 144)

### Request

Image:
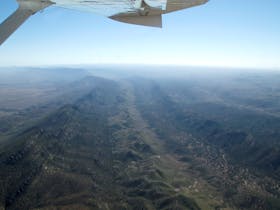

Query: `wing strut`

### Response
(0, 0, 53, 45)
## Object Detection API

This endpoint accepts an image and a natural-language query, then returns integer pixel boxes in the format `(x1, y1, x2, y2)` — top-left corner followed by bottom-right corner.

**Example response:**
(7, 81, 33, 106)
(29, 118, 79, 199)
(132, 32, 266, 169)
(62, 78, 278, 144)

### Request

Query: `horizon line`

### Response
(0, 63, 279, 72)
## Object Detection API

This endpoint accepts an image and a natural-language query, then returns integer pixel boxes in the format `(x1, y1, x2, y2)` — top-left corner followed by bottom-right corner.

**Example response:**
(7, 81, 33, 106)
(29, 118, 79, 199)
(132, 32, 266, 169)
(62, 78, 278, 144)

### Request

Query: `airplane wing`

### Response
(0, 0, 209, 45)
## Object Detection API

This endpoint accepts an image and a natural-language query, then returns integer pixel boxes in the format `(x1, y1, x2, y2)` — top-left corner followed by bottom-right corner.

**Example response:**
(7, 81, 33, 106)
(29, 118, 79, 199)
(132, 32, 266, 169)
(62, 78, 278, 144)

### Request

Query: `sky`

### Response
(0, 0, 279, 69)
